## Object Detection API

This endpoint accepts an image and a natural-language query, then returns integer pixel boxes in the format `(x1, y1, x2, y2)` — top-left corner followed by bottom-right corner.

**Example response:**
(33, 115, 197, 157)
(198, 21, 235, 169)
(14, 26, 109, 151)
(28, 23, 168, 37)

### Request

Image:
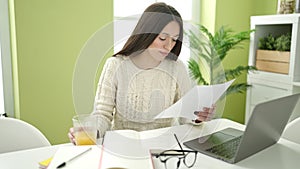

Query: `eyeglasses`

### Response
(154, 149, 197, 169)
(153, 134, 198, 169)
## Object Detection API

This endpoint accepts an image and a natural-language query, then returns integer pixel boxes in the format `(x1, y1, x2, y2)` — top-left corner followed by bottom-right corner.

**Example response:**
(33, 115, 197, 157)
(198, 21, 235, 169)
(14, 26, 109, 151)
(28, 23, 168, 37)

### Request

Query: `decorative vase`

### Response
(277, 0, 295, 14)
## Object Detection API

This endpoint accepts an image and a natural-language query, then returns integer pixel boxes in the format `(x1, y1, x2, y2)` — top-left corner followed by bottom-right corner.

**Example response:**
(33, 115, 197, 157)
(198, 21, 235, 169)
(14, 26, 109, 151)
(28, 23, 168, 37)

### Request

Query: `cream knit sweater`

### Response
(93, 55, 192, 137)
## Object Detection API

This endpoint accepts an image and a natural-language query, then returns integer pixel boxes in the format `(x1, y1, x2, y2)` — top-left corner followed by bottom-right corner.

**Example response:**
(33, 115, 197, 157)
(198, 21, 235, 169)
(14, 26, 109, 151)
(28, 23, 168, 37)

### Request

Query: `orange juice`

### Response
(75, 130, 96, 145)
(72, 114, 98, 145)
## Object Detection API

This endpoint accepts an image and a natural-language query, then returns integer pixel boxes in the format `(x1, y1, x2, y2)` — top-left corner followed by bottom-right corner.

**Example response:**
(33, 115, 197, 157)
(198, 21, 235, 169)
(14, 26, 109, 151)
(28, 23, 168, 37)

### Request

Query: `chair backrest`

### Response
(282, 117, 300, 144)
(0, 116, 51, 153)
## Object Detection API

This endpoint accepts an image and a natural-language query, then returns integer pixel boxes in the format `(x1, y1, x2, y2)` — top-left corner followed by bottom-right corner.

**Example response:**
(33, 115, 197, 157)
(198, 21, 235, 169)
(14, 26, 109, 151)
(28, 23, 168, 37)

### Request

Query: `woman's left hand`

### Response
(193, 104, 216, 123)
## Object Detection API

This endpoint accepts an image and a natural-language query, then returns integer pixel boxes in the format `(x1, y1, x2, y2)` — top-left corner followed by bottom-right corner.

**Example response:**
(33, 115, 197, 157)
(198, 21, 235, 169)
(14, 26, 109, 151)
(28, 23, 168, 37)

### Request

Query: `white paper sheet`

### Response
(154, 80, 234, 120)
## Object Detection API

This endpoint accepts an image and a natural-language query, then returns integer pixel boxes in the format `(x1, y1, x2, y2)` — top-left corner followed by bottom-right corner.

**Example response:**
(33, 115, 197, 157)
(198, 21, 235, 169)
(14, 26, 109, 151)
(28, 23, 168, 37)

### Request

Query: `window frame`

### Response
(113, 0, 200, 65)
(0, 0, 15, 117)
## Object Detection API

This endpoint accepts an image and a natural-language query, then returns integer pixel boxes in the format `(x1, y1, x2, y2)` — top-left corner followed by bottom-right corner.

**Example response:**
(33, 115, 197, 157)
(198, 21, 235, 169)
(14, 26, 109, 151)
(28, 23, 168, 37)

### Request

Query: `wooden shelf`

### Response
(246, 14, 300, 123)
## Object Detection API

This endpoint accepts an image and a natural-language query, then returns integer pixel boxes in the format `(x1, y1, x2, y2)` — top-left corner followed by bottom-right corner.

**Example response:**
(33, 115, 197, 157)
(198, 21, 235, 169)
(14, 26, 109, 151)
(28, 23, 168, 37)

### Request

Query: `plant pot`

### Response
(255, 49, 290, 74)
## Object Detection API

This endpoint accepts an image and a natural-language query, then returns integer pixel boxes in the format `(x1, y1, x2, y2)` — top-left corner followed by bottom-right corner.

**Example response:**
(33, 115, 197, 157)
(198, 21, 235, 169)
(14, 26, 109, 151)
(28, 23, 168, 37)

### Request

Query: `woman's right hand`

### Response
(68, 127, 76, 145)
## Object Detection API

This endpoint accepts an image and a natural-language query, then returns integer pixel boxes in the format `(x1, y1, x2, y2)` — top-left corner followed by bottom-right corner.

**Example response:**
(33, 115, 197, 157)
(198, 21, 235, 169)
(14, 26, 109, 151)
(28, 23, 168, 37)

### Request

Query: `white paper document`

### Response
(154, 80, 234, 120)
(102, 124, 198, 158)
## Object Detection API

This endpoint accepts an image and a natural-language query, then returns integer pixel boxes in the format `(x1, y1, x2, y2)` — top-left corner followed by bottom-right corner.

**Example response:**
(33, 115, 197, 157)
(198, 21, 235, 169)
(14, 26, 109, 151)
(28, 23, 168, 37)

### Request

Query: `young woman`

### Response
(68, 2, 215, 144)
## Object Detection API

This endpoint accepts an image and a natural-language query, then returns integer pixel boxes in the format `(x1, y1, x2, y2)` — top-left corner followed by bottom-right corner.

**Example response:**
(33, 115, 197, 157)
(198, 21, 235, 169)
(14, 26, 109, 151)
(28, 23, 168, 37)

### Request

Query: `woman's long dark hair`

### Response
(113, 2, 183, 61)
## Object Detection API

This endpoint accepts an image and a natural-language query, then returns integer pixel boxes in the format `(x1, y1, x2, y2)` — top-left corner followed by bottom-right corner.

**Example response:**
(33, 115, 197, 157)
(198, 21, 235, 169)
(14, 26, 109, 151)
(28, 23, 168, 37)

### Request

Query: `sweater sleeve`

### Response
(174, 60, 192, 102)
(175, 60, 195, 125)
(92, 57, 118, 137)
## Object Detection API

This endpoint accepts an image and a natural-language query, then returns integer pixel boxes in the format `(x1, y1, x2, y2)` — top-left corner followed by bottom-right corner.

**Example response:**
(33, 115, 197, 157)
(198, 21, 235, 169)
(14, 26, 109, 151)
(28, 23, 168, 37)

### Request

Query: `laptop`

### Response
(183, 94, 300, 163)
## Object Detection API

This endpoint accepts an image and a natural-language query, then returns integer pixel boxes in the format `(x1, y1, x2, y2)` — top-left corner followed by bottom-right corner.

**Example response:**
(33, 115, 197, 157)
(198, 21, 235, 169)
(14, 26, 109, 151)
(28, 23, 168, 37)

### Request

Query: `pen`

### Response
(56, 147, 92, 168)
(174, 134, 183, 150)
(174, 134, 185, 155)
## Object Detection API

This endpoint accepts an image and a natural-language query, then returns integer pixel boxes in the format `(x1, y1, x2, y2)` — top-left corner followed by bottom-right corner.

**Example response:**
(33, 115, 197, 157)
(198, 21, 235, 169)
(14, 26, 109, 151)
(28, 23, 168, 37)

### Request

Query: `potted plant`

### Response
(185, 25, 256, 96)
(256, 33, 291, 74)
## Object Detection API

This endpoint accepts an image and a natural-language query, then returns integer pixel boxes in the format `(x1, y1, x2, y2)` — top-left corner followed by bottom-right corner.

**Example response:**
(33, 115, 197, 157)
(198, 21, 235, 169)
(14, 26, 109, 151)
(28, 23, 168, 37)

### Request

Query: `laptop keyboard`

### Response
(206, 135, 242, 159)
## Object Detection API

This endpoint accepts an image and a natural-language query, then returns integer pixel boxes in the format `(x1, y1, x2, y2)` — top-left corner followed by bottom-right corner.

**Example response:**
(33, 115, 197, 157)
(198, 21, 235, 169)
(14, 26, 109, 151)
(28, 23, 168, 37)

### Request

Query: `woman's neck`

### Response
(130, 52, 161, 70)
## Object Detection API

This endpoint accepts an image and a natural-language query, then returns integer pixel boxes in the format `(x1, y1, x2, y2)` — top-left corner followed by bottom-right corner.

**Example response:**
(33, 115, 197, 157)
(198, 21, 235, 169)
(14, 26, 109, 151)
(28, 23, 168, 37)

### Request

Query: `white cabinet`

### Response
(246, 14, 300, 123)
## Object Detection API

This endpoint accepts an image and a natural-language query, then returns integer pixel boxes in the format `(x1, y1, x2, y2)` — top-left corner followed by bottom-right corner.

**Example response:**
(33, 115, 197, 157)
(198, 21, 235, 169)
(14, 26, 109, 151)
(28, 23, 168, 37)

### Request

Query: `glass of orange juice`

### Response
(72, 114, 98, 145)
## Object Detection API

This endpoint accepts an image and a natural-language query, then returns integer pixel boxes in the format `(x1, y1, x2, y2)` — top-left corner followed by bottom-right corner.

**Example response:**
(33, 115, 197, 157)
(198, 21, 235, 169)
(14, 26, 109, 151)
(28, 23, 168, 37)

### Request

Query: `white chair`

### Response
(0, 116, 51, 153)
(282, 117, 300, 144)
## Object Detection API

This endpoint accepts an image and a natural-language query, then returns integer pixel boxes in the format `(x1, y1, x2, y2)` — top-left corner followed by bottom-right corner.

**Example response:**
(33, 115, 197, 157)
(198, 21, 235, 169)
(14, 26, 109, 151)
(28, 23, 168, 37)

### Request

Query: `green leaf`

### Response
(225, 66, 257, 80)
(185, 24, 256, 95)
(188, 59, 209, 85)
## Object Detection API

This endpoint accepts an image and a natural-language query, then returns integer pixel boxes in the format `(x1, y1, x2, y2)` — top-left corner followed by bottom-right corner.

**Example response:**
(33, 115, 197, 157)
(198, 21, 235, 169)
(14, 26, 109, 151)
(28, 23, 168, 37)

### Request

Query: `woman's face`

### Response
(147, 21, 180, 62)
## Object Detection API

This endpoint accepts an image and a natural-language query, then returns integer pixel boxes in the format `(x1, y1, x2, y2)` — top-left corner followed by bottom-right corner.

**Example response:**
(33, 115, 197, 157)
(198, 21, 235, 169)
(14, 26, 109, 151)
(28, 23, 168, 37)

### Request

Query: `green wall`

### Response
(10, 0, 113, 144)
(252, 0, 278, 15)
(200, 0, 278, 123)
(215, 0, 253, 123)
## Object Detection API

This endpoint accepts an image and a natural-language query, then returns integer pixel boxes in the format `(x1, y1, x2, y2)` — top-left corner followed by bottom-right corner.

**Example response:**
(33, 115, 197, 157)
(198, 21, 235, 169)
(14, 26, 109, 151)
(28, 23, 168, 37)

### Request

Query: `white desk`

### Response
(0, 143, 72, 169)
(1, 119, 300, 169)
